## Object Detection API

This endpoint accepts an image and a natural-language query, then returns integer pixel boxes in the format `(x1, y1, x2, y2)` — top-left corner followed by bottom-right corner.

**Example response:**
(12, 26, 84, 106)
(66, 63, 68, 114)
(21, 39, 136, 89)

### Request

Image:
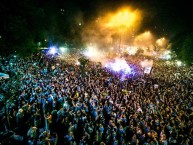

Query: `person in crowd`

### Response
(0, 53, 192, 144)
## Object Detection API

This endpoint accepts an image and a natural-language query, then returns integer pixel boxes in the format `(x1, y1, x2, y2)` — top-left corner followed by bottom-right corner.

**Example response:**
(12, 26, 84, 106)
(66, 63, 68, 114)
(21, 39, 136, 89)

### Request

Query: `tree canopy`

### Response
(170, 32, 193, 65)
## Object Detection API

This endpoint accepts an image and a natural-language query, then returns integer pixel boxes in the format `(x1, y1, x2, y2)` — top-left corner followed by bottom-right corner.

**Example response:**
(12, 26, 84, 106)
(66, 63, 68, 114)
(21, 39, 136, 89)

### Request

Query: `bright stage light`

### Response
(106, 10, 136, 28)
(144, 31, 151, 36)
(165, 54, 171, 60)
(134, 31, 154, 48)
(83, 45, 102, 58)
(161, 50, 172, 60)
(145, 31, 150, 35)
(105, 58, 132, 75)
(127, 46, 138, 55)
(59, 47, 67, 54)
(104, 7, 141, 32)
(176, 60, 182, 67)
(156, 37, 168, 48)
(49, 46, 57, 55)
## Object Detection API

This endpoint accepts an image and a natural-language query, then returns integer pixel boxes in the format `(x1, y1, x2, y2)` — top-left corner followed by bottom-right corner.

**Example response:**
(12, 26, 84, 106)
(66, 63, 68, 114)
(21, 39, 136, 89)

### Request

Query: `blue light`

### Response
(48, 46, 57, 55)
(105, 58, 134, 78)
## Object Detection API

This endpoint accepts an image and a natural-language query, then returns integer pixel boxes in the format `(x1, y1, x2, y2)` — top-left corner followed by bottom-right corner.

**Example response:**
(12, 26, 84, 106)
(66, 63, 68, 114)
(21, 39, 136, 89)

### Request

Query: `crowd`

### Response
(0, 53, 192, 145)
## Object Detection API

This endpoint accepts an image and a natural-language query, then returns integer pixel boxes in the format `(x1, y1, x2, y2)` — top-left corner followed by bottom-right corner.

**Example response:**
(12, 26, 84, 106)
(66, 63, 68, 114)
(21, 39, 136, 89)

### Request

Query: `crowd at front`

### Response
(0, 53, 192, 145)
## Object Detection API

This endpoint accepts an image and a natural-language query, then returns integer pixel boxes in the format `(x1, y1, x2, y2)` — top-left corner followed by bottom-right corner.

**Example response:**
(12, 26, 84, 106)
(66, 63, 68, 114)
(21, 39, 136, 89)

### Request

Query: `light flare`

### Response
(126, 46, 138, 55)
(160, 50, 172, 60)
(106, 10, 136, 29)
(83, 45, 99, 58)
(59, 47, 68, 54)
(176, 60, 182, 67)
(103, 7, 141, 33)
(105, 58, 133, 75)
(83, 45, 106, 62)
(156, 37, 168, 48)
(48, 46, 57, 55)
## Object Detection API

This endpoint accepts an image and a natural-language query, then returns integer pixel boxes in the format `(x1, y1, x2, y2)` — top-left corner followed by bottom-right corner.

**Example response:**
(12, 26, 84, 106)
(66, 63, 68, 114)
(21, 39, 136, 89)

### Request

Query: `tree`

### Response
(181, 33, 193, 65)
(171, 32, 193, 65)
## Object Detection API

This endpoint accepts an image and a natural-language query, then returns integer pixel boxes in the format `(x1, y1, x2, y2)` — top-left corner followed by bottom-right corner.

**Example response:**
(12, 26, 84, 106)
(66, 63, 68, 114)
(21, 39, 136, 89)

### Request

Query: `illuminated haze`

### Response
(81, 6, 169, 64)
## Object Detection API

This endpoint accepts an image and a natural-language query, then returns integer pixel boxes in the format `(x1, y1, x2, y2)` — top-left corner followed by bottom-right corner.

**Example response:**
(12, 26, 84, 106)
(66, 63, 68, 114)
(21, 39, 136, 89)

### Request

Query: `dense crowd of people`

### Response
(0, 53, 192, 145)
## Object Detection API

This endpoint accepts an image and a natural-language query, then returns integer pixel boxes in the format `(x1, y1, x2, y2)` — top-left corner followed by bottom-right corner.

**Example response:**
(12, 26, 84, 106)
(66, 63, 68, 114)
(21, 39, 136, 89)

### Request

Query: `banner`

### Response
(144, 66, 152, 74)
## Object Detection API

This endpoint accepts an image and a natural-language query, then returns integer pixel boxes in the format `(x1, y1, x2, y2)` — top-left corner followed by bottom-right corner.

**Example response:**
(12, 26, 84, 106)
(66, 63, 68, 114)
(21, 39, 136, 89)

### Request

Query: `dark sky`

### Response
(51, 0, 193, 37)
(1, 0, 193, 42)
(2, 0, 193, 34)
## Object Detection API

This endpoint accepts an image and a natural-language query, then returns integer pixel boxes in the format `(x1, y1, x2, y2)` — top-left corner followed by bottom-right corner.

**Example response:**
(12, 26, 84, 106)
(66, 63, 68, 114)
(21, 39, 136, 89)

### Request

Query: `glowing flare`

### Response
(104, 7, 141, 32)
(49, 46, 57, 55)
(106, 11, 135, 28)
(127, 46, 138, 55)
(176, 60, 182, 66)
(156, 37, 168, 48)
(105, 58, 132, 74)
(134, 31, 152, 43)
(59, 47, 68, 54)
(83, 45, 105, 62)
(160, 50, 172, 60)
(83, 46, 99, 58)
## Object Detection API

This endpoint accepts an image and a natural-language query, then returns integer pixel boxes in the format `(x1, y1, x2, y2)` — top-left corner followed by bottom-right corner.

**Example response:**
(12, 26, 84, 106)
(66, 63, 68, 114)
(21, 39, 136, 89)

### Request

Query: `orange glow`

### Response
(103, 7, 141, 32)
(156, 37, 168, 48)
(134, 31, 154, 46)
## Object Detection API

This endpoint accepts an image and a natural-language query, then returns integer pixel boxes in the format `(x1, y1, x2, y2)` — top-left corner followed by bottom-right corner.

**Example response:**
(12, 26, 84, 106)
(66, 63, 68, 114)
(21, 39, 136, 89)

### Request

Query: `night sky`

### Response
(0, 0, 193, 55)
(51, 0, 193, 36)
(1, 0, 193, 33)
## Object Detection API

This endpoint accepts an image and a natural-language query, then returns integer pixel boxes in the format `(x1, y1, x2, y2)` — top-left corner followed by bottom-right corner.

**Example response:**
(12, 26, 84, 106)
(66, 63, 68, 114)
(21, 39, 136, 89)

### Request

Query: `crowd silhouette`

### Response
(0, 53, 192, 145)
